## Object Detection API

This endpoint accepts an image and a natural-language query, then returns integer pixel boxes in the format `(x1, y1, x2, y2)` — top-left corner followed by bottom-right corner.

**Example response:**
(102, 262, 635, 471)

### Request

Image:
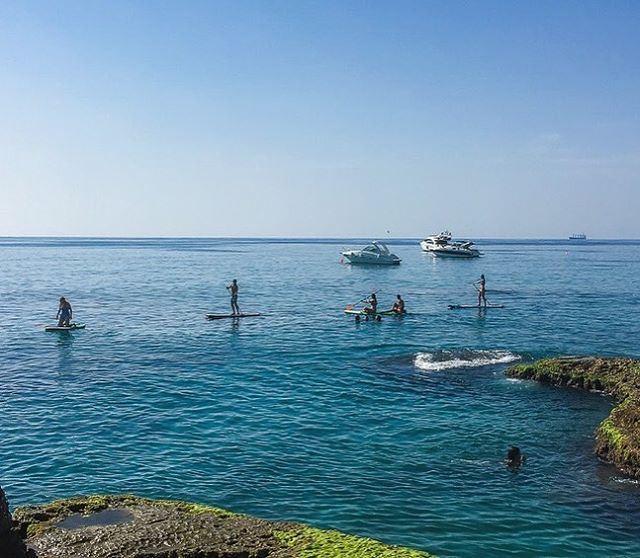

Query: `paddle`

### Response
(346, 289, 379, 311)
(472, 282, 490, 306)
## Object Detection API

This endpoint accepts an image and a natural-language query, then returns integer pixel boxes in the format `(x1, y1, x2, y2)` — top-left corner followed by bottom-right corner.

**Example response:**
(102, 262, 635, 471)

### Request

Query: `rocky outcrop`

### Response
(15, 494, 434, 558)
(507, 357, 640, 478)
(0, 486, 12, 534)
(0, 485, 30, 558)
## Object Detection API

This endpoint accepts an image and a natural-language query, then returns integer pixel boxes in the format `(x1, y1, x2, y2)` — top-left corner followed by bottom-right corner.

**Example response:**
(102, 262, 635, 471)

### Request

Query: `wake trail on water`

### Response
(414, 349, 521, 371)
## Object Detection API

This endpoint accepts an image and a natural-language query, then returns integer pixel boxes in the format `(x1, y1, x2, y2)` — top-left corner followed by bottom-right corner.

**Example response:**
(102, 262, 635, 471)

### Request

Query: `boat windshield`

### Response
(371, 242, 390, 255)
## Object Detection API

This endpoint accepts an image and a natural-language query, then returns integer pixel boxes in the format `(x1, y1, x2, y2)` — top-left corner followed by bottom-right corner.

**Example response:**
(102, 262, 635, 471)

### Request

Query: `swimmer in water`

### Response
(504, 446, 525, 467)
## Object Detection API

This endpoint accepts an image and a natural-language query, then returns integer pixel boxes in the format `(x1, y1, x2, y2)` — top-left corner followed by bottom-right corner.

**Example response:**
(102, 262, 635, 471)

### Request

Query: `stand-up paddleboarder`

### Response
(474, 274, 487, 307)
(226, 279, 240, 316)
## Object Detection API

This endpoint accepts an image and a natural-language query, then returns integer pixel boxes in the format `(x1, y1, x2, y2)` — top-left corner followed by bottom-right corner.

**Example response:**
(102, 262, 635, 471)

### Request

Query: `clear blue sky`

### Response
(1, 1, 638, 237)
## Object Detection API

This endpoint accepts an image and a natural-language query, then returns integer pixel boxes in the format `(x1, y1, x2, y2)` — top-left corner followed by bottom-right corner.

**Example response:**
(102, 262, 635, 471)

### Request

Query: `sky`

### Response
(1, 1, 639, 238)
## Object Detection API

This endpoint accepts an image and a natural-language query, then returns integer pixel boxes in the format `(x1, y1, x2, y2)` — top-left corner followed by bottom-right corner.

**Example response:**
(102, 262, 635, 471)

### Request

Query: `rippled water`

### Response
(1, 238, 639, 557)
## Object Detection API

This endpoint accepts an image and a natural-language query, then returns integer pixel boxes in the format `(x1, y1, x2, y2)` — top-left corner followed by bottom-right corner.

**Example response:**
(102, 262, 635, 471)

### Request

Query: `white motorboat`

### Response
(420, 231, 452, 252)
(341, 241, 401, 265)
(430, 240, 481, 258)
(420, 231, 481, 258)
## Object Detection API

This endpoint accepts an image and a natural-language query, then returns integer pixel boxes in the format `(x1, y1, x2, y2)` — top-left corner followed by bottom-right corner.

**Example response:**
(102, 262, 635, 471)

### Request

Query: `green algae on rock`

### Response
(275, 525, 430, 558)
(15, 495, 435, 558)
(506, 357, 640, 478)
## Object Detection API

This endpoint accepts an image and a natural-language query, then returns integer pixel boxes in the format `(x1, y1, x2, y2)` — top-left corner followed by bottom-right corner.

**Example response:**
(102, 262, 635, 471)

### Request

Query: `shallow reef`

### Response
(507, 356, 640, 478)
(14, 494, 434, 558)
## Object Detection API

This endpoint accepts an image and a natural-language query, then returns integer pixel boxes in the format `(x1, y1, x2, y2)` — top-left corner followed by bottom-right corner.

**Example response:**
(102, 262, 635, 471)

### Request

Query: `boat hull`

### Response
(342, 254, 401, 265)
(341, 241, 401, 265)
(430, 249, 480, 258)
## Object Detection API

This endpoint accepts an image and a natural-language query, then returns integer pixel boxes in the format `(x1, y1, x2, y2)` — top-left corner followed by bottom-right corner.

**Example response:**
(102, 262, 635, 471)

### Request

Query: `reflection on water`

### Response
(55, 331, 75, 373)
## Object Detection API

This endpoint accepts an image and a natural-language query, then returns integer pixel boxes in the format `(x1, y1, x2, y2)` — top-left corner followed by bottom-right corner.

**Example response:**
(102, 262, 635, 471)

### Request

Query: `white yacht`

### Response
(341, 241, 401, 265)
(431, 240, 481, 258)
(420, 231, 481, 258)
(420, 231, 452, 252)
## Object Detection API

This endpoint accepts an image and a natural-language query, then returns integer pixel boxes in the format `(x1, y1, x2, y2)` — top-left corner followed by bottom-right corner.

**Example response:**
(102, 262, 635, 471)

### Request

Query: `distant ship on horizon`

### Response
(569, 233, 587, 240)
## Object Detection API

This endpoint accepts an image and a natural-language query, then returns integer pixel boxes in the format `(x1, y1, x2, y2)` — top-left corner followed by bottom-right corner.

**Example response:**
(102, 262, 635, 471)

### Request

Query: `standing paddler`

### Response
(475, 274, 487, 307)
(226, 279, 240, 316)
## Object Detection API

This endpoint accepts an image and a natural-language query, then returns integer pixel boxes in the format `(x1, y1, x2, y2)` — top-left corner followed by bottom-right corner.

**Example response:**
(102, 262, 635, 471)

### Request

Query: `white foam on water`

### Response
(612, 477, 640, 485)
(414, 350, 520, 371)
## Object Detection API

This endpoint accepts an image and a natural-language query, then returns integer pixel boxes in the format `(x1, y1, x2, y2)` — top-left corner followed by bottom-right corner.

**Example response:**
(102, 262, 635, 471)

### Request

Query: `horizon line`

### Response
(0, 235, 637, 241)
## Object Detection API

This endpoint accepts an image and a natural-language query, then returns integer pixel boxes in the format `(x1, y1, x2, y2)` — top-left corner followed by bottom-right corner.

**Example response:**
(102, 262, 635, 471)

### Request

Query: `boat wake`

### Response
(414, 349, 520, 371)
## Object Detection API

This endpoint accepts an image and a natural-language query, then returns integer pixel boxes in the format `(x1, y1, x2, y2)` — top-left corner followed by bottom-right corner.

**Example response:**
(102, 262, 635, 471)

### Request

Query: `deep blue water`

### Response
(1, 238, 639, 557)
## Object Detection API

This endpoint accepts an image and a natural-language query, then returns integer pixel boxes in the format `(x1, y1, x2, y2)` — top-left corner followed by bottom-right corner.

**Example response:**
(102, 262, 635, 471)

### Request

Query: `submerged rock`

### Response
(507, 356, 640, 478)
(15, 494, 434, 558)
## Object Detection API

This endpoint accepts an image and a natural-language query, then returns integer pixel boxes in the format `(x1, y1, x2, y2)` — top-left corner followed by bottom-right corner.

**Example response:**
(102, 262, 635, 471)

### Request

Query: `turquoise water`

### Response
(1, 238, 639, 557)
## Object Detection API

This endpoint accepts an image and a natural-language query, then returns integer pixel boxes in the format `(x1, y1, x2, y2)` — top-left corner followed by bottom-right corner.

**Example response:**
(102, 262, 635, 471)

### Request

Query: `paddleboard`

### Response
(206, 313, 261, 320)
(344, 309, 402, 316)
(44, 323, 86, 332)
(448, 304, 505, 310)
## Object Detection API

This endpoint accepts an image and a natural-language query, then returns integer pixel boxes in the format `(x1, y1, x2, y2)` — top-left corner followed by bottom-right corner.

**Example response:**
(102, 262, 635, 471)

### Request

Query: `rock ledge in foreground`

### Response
(0, 485, 32, 558)
(15, 494, 434, 558)
(507, 356, 640, 478)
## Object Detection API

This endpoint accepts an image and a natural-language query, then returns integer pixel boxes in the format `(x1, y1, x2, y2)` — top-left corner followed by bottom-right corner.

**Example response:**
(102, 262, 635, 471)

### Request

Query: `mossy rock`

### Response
(276, 526, 431, 558)
(16, 495, 435, 558)
(507, 357, 640, 478)
(595, 397, 640, 476)
(14, 494, 234, 539)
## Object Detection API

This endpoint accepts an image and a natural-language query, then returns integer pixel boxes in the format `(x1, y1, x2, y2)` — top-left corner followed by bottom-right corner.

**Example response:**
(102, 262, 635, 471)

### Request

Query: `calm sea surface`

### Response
(1, 238, 639, 557)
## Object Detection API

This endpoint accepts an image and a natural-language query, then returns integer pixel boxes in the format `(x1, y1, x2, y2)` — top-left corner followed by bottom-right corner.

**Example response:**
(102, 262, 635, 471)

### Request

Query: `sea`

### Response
(1, 237, 639, 557)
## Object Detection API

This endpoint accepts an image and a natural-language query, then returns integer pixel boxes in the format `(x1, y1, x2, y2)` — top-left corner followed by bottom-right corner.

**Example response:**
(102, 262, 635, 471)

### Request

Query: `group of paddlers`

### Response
(357, 273, 488, 318)
(53, 279, 242, 326)
(361, 293, 405, 315)
(54, 274, 487, 327)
